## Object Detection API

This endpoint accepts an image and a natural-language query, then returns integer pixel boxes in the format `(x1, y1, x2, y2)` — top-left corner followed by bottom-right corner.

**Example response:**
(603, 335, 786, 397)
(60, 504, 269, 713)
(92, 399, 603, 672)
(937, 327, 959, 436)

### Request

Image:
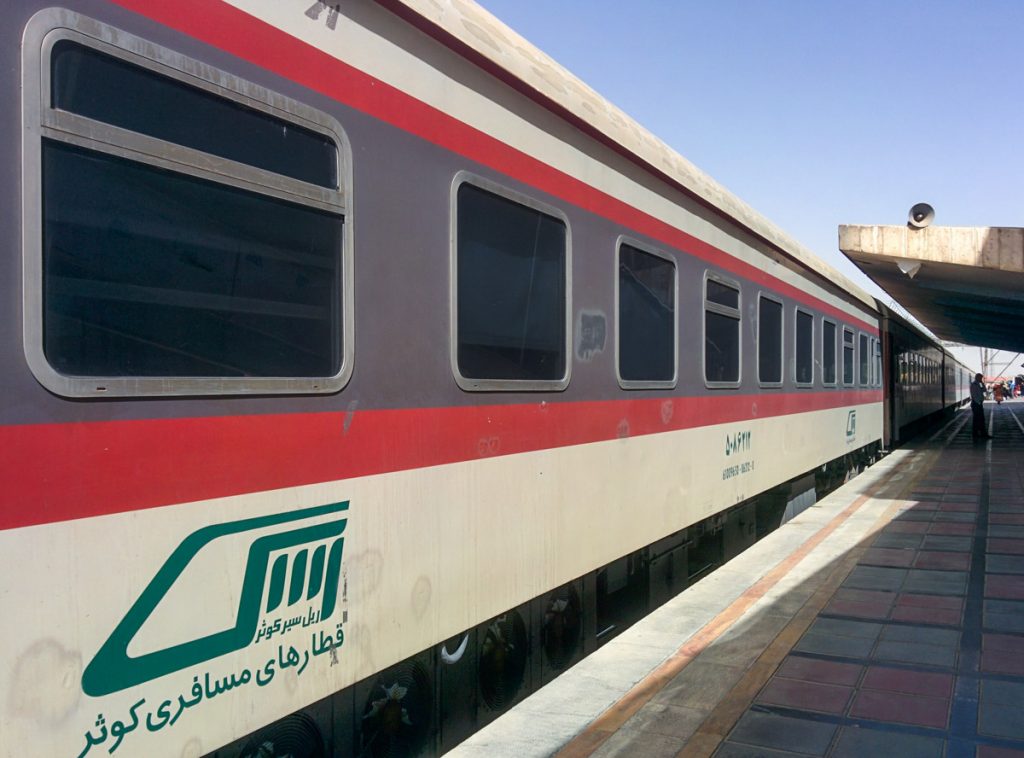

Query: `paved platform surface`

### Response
(451, 401, 1024, 758)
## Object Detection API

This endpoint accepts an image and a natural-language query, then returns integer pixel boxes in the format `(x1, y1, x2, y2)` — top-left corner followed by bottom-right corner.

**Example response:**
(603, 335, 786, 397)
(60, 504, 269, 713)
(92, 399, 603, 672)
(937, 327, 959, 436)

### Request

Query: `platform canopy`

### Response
(839, 225, 1024, 352)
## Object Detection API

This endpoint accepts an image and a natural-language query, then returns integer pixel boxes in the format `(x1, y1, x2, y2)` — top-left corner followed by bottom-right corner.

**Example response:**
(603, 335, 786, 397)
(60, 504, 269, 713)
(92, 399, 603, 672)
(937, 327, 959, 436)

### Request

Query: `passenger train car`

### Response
(879, 304, 970, 447)
(0, 2, 969, 757)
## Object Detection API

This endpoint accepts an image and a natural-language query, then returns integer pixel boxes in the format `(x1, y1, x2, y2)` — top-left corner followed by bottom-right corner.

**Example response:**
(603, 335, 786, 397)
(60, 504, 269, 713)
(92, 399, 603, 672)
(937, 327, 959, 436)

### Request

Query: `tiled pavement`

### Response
(716, 402, 1024, 758)
(452, 402, 1024, 758)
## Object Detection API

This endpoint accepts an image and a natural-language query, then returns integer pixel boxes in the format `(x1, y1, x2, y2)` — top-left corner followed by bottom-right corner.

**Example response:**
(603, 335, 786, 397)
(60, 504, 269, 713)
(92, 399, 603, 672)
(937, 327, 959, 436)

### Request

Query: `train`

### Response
(0, 1, 971, 757)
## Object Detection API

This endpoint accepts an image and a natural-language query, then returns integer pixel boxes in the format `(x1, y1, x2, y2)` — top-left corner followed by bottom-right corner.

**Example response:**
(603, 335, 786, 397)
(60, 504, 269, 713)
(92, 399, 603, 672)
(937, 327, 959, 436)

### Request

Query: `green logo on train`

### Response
(82, 502, 348, 696)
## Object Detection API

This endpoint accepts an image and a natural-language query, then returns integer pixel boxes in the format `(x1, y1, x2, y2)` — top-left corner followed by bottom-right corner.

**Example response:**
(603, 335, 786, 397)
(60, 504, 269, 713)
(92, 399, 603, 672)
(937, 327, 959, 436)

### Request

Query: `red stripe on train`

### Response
(107, 0, 878, 335)
(0, 391, 880, 531)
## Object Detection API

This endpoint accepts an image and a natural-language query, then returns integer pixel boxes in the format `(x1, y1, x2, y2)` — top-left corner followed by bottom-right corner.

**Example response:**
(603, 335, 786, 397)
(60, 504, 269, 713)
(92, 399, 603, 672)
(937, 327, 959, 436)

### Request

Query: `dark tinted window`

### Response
(619, 245, 675, 383)
(706, 279, 739, 309)
(705, 278, 740, 384)
(843, 328, 855, 385)
(457, 184, 566, 382)
(758, 297, 782, 384)
(822, 320, 837, 384)
(51, 41, 337, 188)
(796, 310, 814, 385)
(42, 140, 342, 377)
(859, 334, 869, 385)
(706, 313, 739, 382)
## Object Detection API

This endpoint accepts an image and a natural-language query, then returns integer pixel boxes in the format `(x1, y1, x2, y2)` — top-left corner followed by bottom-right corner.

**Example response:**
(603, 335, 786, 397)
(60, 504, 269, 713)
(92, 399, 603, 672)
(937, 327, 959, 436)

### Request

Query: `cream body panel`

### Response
(0, 403, 880, 758)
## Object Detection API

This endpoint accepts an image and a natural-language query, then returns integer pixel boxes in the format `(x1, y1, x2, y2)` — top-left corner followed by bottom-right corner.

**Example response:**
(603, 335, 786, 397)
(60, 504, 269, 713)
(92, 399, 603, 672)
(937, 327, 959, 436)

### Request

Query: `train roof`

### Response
(382, 0, 878, 310)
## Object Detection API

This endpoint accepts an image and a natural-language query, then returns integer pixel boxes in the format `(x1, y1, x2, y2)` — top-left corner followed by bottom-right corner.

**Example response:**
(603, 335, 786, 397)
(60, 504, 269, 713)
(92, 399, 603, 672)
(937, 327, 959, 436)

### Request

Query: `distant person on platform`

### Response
(971, 373, 990, 440)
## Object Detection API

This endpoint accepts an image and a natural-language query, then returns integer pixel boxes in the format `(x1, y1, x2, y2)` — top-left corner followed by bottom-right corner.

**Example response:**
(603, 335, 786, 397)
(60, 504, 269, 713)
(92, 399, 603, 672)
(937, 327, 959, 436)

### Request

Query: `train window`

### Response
(617, 240, 677, 387)
(842, 328, 855, 385)
(707, 279, 739, 309)
(757, 295, 783, 387)
(453, 177, 570, 390)
(24, 14, 352, 397)
(859, 334, 869, 385)
(50, 41, 338, 188)
(704, 273, 741, 387)
(873, 339, 882, 387)
(822, 319, 837, 385)
(795, 309, 814, 386)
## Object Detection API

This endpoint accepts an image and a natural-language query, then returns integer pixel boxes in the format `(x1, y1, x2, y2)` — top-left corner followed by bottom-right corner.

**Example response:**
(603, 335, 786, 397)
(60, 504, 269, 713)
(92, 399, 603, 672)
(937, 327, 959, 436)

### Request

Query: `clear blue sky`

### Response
(476, 1, 1024, 368)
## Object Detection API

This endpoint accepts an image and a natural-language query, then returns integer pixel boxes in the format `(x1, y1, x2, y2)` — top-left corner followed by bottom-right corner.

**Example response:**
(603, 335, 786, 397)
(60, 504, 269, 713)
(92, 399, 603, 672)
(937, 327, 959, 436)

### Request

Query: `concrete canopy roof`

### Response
(839, 225, 1024, 352)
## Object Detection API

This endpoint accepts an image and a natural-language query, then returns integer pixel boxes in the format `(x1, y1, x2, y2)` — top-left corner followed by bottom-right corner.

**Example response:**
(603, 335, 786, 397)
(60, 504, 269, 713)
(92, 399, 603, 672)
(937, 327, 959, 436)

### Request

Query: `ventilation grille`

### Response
(479, 610, 528, 712)
(237, 712, 326, 758)
(359, 660, 433, 758)
(542, 585, 582, 671)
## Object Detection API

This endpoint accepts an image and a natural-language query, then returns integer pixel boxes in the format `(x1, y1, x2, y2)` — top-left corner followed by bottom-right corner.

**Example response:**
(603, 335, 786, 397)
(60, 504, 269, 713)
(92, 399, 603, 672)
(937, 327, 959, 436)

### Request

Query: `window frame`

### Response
(873, 338, 882, 387)
(756, 292, 784, 388)
(858, 332, 870, 386)
(842, 327, 856, 387)
(449, 171, 572, 392)
(615, 236, 678, 390)
(22, 10, 353, 397)
(702, 270, 742, 389)
(821, 318, 837, 387)
(793, 307, 815, 388)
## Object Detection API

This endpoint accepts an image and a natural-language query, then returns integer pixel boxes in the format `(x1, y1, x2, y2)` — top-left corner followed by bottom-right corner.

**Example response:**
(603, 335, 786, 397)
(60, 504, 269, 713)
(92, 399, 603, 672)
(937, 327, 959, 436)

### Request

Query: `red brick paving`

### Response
(897, 593, 964, 611)
(863, 547, 916, 567)
(825, 599, 892, 619)
(886, 521, 930, 533)
(914, 551, 971, 570)
(929, 522, 976, 535)
(986, 575, 1024, 600)
(940, 503, 979, 512)
(981, 650, 1024, 676)
(977, 746, 1024, 758)
(775, 656, 863, 686)
(862, 666, 954, 697)
(849, 690, 949, 728)
(757, 678, 853, 714)
(833, 588, 896, 605)
(984, 633, 1024, 653)
(989, 539, 1024, 555)
(992, 514, 1024, 525)
(890, 604, 962, 626)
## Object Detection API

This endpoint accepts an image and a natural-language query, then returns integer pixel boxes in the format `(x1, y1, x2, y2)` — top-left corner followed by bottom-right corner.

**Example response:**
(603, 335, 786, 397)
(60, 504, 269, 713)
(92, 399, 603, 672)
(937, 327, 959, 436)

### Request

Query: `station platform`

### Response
(451, 401, 1024, 758)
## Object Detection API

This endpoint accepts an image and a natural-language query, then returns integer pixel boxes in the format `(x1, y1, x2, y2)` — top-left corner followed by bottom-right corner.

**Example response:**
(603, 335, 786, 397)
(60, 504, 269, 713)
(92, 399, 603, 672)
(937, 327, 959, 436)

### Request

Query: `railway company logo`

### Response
(846, 410, 857, 441)
(82, 502, 349, 697)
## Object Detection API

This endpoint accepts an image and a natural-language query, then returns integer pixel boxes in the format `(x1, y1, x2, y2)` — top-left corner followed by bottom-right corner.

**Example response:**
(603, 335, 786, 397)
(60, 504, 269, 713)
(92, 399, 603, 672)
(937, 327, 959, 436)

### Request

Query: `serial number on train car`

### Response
(722, 460, 755, 480)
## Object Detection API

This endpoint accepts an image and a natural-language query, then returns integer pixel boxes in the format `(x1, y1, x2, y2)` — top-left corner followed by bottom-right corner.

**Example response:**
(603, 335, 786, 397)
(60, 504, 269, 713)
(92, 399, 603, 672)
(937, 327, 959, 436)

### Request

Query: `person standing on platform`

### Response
(971, 373, 989, 440)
